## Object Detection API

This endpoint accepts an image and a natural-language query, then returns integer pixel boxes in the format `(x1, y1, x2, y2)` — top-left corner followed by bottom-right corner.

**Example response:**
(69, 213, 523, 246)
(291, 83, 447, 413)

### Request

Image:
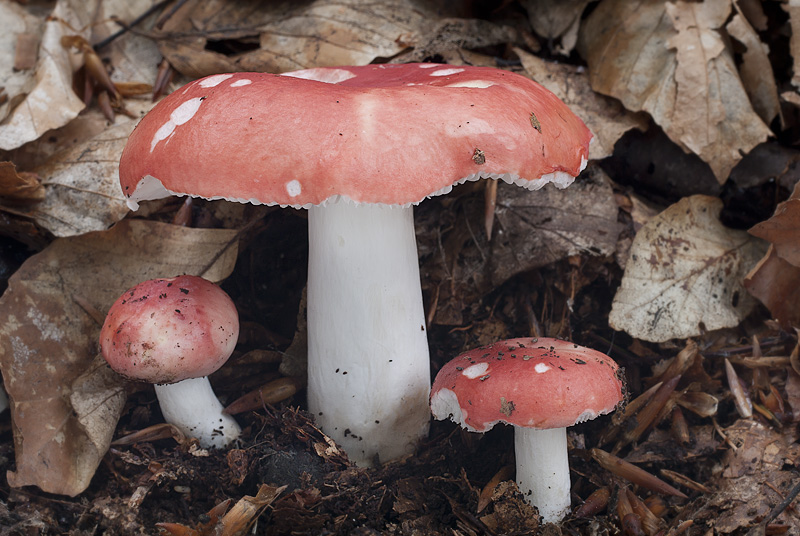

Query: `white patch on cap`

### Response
(430, 68, 465, 77)
(534, 363, 550, 373)
(199, 74, 233, 88)
(125, 175, 173, 210)
(283, 68, 356, 84)
(286, 180, 302, 197)
(230, 79, 252, 87)
(579, 154, 589, 172)
(151, 122, 176, 152)
(462, 362, 489, 379)
(430, 388, 466, 424)
(171, 98, 203, 125)
(418, 63, 439, 69)
(150, 97, 204, 152)
(445, 80, 494, 88)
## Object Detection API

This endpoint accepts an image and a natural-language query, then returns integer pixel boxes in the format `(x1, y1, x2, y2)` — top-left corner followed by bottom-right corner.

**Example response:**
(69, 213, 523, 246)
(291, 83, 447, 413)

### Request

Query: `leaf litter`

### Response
(0, 0, 799, 534)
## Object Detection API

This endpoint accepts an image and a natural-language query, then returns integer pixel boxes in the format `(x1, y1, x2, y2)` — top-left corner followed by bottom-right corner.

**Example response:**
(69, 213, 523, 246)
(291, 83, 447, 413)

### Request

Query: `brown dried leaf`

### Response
(491, 166, 623, 285)
(419, 165, 622, 325)
(749, 182, 800, 266)
(515, 47, 648, 160)
(609, 195, 765, 342)
(579, 0, 771, 183)
(785, 369, 800, 422)
(743, 245, 800, 329)
(682, 420, 800, 532)
(520, 0, 590, 46)
(0, 162, 45, 204)
(0, 219, 238, 496)
(218, 484, 286, 536)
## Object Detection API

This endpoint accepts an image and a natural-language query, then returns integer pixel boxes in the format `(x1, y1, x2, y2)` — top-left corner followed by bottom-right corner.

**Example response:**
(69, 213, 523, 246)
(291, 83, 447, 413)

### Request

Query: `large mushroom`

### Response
(430, 338, 625, 522)
(118, 64, 592, 466)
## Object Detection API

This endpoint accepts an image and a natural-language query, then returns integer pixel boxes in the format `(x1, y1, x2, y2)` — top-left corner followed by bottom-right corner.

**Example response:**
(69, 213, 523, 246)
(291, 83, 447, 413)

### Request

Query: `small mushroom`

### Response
(430, 337, 625, 522)
(118, 65, 592, 465)
(100, 275, 241, 448)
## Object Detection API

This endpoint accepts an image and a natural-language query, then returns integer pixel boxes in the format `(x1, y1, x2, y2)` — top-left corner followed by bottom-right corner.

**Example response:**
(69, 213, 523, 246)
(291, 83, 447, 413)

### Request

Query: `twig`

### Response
(93, 0, 173, 51)
(745, 474, 800, 536)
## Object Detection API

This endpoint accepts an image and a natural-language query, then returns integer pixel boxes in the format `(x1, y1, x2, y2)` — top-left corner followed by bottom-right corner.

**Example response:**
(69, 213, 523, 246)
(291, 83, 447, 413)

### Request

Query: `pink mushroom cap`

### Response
(100, 275, 239, 384)
(430, 337, 625, 432)
(119, 64, 592, 209)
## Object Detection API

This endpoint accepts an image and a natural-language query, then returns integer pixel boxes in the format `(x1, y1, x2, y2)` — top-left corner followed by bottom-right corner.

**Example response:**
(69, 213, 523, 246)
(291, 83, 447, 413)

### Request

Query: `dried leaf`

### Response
(0, 219, 238, 496)
(0, 119, 143, 237)
(726, 10, 781, 127)
(520, 0, 590, 42)
(579, 0, 771, 183)
(609, 195, 764, 342)
(784, 2, 800, 90)
(683, 420, 800, 532)
(420, 165, 622, 325)
(218, 484, 285, 536)
(749, 183, 800, 266)
(515, 47, 647, 161)
(0, 0, 89, 150)
(744, 245, 800, 329)
(0, 1, 44, 123)
(0, 162, 45, 204)
(157, 0, 468, 77)
(745, 182, 800, 328)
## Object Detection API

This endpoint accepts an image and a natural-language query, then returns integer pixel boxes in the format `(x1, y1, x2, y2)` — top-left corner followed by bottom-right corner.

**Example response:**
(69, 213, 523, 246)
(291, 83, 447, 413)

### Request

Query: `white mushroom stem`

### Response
(154, 377, 241, 449)
(307, 201, 431, 466)
(515, 426, 571, 523)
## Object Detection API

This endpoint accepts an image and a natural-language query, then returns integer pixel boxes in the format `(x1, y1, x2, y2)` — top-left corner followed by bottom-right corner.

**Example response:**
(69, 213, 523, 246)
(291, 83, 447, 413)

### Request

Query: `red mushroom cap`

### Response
(430, 338, 625, 432)
(100, 275, 239, 384)
(119, 64, 592, 209)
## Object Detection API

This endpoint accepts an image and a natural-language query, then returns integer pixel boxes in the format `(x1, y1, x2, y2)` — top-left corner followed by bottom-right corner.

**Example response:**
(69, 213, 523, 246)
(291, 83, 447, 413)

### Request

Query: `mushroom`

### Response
(117, 64, 592, 466)
(100, 275, 241, 448)
(430, 337, 625, 522)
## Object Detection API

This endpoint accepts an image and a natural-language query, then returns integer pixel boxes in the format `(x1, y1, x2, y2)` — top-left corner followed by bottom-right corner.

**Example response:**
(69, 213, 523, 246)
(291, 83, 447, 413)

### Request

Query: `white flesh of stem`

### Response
(307, 202, 431, 466)
(155, 377, 241, 448)
(515, 426, 571, 523)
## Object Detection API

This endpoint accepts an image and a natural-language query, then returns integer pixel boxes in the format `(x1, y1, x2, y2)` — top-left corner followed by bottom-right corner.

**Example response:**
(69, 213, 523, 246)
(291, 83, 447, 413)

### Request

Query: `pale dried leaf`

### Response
(158, 0, 447, 76)
(515, 47, 647, 160)
(0, 0, 91, 150)
(94, 0, 162, 88)
(0, 219, 238, 496)
(609, 195, 764, 343)
(726, 11, 781, 127)
(0, 111, 152, 237)
(579, 0, 772, 183)
(69, 356, 127, 473)
(0, 1, 43, 122)
(784, 2, 800, 90)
